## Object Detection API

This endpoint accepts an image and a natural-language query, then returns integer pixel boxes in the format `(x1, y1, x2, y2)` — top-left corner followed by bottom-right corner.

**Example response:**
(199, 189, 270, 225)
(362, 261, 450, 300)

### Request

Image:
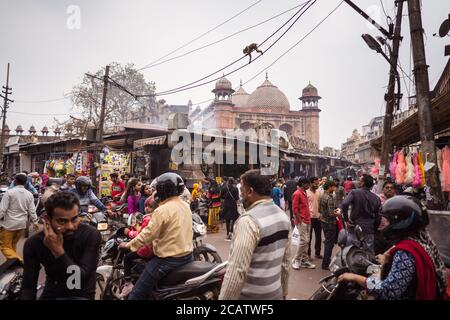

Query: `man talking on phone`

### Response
(21, 191, 101, 300)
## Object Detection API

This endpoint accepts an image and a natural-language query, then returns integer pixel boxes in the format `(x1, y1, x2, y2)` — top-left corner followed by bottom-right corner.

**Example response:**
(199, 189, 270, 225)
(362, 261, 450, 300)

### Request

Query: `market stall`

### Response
(98, 148, 131, 197)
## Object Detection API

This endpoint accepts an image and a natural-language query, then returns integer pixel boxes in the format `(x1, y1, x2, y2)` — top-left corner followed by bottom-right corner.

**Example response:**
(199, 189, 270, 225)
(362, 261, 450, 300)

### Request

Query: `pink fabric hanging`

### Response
(390, 151, 398, 180)
(412, 153, 422, 188)
(441, 146, 450, 192)
(395, 151, 406, 184)
(404, 154, 415, 184)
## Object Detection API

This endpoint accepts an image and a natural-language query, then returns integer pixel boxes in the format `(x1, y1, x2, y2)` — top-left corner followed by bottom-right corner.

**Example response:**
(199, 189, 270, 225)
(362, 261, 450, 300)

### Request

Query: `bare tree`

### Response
(54, 62, 156, 134)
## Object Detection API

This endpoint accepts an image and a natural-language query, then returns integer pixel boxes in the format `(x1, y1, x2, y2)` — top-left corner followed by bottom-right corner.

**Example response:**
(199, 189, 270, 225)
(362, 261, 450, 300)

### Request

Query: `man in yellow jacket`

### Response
(119, 173, 193, 300)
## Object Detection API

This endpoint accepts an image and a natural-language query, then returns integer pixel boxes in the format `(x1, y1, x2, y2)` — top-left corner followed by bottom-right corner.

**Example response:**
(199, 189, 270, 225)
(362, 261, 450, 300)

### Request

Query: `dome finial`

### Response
(240, 79, 243, 87)
(265, 71, 268, 80)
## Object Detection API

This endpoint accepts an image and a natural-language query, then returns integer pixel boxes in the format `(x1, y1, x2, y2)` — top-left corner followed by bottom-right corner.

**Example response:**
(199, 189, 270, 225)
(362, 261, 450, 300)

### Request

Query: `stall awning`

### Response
(134, 135, 167, 149)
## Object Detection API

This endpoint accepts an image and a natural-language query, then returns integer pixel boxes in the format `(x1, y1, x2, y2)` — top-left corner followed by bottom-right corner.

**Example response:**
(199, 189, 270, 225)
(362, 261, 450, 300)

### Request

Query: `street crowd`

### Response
(0, 168, 448, 300)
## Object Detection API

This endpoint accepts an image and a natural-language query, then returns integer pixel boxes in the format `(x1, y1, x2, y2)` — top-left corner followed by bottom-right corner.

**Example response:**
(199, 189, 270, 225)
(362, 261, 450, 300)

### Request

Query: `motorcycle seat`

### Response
(159, 261, 216, 286)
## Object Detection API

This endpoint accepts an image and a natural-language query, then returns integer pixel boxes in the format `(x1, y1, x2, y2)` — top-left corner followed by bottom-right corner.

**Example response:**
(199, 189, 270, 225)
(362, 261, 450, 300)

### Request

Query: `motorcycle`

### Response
(81, 205, 111, 243)
(192, 199, 208, 223)
(98, 212, 221, 266)
(192, 213, 222, 263)
(96, 227, 227, 300)
(309, 225, 381, 300)
(0, 259, 44, 300)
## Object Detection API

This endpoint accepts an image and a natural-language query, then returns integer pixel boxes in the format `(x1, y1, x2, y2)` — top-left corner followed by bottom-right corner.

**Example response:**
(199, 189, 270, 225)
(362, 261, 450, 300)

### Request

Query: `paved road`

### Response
(1, 223, 335, 300)
(204, 223, 333, 300)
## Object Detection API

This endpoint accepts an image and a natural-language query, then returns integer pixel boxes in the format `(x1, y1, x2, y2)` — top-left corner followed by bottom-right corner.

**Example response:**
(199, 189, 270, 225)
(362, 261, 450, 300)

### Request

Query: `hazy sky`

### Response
(0, 0, 448, 149)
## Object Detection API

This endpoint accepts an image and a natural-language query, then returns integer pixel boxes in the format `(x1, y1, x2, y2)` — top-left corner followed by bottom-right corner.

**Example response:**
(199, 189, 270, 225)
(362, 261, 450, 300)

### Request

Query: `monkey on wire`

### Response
(243, 43, 263, 64)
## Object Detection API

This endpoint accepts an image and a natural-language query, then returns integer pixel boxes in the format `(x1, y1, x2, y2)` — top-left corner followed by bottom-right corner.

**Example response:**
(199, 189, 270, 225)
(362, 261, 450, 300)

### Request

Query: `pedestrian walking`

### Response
(0, 173, 39, 261)
(341, 174, 382, 253)
(319, 180, 340, 270)
(220, 177, 240, 241)
(343, 176, 355, 195)
(284, 173, 298, 227)
(206, 180, 221, 233)
(307, 177, 322, 259)
(271, 181, 283, 208)
(291, 178, 315, 269)
(219, 170, 291, 300)
(334, 178, 345, 209)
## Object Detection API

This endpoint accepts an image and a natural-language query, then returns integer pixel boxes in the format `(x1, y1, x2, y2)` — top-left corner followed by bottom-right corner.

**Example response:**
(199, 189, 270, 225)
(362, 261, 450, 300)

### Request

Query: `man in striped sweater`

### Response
(219, 170, 291, 300)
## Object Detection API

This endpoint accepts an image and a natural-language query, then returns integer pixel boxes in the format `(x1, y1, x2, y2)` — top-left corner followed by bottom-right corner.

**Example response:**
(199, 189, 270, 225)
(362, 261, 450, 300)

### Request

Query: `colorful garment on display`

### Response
(390, 151, 398, 180)
(404, 154, 415, 185)
(418, 152, 426, 187)
(441, 146, 450, 192)
(412, 153, 422, 188)
(395, 151, 406, 185)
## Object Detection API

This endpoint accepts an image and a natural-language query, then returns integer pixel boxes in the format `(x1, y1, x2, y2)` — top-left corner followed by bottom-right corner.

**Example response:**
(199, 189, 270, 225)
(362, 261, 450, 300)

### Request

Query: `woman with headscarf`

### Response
(338, 196, 448, 300)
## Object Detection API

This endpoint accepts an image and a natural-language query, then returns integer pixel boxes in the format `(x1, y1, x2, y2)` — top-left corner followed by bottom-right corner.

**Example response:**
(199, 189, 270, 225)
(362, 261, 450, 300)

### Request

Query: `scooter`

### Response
(192, 213, 222, 263)
(96, 227, 226, 300)
(309, 225, 381, 300)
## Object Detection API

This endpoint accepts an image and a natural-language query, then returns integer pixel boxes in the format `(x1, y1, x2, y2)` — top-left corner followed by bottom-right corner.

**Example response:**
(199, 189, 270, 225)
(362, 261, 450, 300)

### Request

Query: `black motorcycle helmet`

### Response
(153, 172, 185, 202)
(75, 176, 92, 195)
(381, 195, 429, 240)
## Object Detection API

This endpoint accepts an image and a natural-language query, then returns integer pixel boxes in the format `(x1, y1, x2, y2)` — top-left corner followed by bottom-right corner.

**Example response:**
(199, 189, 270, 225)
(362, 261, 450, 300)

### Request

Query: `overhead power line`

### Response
(137, 0, 265, 71)
(141, 2, 310, 71)
(139, 0, 316, 98)
(243, 1, 344, 87)
(14, 93, 72, 103)
(8, 111, 77, 116)
(191, 1, 344, 108)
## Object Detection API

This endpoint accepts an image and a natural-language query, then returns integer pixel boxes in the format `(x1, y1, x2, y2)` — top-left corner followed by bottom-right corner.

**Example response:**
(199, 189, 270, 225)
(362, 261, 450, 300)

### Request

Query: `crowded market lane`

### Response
(0, 223, 335, 300)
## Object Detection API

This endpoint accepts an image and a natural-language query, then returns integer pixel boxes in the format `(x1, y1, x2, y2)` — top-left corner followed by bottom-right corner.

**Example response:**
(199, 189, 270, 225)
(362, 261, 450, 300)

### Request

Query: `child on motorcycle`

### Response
(120, 193, 158, 298)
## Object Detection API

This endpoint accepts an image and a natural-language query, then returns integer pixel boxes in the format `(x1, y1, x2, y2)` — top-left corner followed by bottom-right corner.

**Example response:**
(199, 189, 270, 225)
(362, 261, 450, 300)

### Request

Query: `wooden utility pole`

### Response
(379, 1, 404, 184)
(96, 65, 110, 143)
(407, 0, 444, 208)
(0, 63, 13, 170)
(92, 65, 109, 196)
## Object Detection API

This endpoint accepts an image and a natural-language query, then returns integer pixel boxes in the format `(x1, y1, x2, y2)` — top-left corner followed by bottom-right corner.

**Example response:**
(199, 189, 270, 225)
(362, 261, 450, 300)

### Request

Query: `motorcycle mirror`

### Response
(337, 229, 347, 248)
(355, 225, 365, 242)
(127, 214, 136, 226)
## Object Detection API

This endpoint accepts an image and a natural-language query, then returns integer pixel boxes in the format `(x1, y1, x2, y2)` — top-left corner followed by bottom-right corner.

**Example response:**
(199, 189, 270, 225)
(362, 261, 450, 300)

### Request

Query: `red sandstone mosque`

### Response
(190, 73, 321, 149)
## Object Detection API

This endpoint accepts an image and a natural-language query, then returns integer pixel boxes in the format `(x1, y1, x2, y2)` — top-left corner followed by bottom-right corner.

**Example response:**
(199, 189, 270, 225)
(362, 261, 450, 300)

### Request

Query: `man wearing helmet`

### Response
(338, 196, 448, 300)
(70, 176, 107, 213)
(118, 172, 193, 300)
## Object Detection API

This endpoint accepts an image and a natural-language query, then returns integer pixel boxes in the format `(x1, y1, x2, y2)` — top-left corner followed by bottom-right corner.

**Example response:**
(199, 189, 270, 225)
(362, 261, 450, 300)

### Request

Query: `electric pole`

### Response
(92, 65, 109, 196)
(407, 0, 444, 208)
(96, 65, 110, 143)
(379, 1, 404, 185)
(0, 63, 13, 170)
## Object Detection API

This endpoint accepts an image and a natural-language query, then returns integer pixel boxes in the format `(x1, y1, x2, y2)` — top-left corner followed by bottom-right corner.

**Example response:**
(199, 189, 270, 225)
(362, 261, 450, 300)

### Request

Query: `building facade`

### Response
(191, 74, 321, 149)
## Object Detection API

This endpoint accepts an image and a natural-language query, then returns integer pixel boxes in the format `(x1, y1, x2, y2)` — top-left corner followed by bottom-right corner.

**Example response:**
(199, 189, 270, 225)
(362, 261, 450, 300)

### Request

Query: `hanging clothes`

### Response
(418, 151, 426, 187)
(441, 146, 450, 192)
(412, 153, 422, 188)
(395, 151, 407, 185)
(404, 153, 415, 184)
(390, 151, 398, 179)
